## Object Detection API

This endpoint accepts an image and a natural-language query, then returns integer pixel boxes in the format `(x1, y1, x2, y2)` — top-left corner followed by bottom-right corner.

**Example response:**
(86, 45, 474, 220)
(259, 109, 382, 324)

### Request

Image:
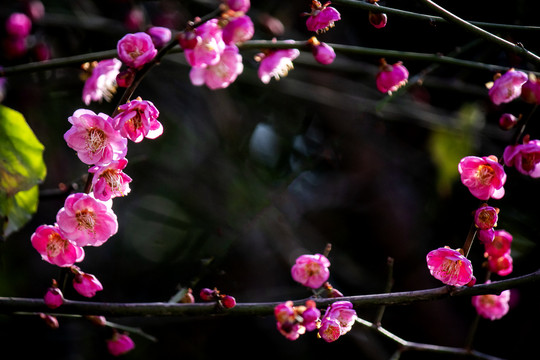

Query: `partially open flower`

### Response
(305, 0, 341, 33)
(426, 247, 473, 286)
(503, 136, 540, 178)
(71, 266, 104, 298)
(474, 204, 499, 230)
(484, 230, 512, 258)
(308, 37, 336, 65)
(256, 44, 300, 84)
(117, 32, 157, 69)
(487, 69, 528, 105)
(44, 280, 64, 309)
(376, 59, 408, 95)
(458, 155, 506, 200)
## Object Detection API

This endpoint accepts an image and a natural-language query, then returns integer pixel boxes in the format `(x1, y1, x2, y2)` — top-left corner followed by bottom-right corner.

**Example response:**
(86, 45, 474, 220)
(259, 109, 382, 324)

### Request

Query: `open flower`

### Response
(376, 59, 408, 94)
(64, 109, 127, 166)
(472, 282, 511, 320)
(305, 0, 341, 33)
(484, 230, 512, 258)
(426, 247, 473, 286)
(503, 136, 540, 177)
(521, 74, 540, 104)
(222, 15, 254, 45)
(487, 252, 513, 276)
(488, 69, 528, 105)
(318, 301, 357, 342)
(56, 193, 118, 247)
(31, 224, 85, 267)
(82, 58, 122, 105)
(183, 19, 225, 68)
(89, 158, 132, 201)
(257, 45, 300, 84)
(114, 97, 162, 143)
(291, 253, 330, 289)
(458, 155, 506, 200)
(189, 45, 244, 89)
(117, 32, 157, 69)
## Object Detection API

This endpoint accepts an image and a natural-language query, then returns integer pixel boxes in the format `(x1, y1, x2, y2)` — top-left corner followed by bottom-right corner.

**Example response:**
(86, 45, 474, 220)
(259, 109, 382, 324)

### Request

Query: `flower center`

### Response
(86, 127, 107, 154)
(46, 232, 68, 258)
(272, 59, 294, 81)
(127, 113, 143, 132)
(76, 209, 96, 231)
(440, 259, 461, 281)
(476, 164, 495, 185)
(102, 169, 123, 194)
(521, 153, 539, 172)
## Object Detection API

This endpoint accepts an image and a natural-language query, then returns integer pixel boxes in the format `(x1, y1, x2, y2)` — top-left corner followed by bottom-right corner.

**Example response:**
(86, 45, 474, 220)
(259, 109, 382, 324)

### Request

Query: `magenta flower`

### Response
(474, 204, 498, 230)
(274, 301, 306, 341)
(31, 224, 85, 267)
(376, 59, 409, 94)
(305, 1, 341, 33)
(107, 332, 135, 356)
(64, 109, 128, 166)
(503, 137, 540, 177)
(184, 19, 225, 68)
(472, 283, 511, 320)
(369, 8, 387, 29)
(291, 253, 330, 289)
(114, 97, 163, 143)
(302, 300, 321, 331)
(310, 39, 336, 65)
(318, 301, 357, 342)
(56, 193, 118, 247)
(477, 228, 495, 244)
(521, 75, 540, 104)
(190, 45, 243, 89)
(146, 26, 172, 48)
(257, 46, 300, 84)
(71, 267, 103, 298)
(82, 58, 122, 105)
(498, 113, 519, 130)
(117, 32, 158, 69)
(44, 281, 64, 309)
(223, 15, 254, 45)
(225, 0, 251, 13)
(426, 247, 473, 286)
(458, 155, 506, 200)
(484, 230, 512, 258)
(487, 252, 513, 276)
(5, 12, 32, 38)
(89, 158, 132, 201)
(488, 69, 528, 105)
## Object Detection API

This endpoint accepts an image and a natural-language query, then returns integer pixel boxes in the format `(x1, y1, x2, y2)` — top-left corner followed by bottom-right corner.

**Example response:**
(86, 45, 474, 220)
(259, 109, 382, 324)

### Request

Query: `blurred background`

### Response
(1, 0, 540, 359)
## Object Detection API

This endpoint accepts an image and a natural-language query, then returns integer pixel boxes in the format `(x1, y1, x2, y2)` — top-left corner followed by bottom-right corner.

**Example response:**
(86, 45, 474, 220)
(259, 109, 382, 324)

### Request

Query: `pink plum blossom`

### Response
(474, 204, 498, 230)
(117, 32, 158, 69)
(426, 247, 473, 286)
(5, 13, 32, 38)
(82, 58, 122, 105)
(472, 283, 511, 320)
(89, 158, 132, 201)
(114, 97, 163, 142)
(477, 228, 495, 244)
(458, 155, 506, 200)
(189, 45, 243, 89)
(274, 300, 320, 340)
(223, 15, 254, 45)
(64, 109, 127, 166)
(503, 136, 540, 177)
(305, 1, 341, 33)
(310, 38, 336, 65)
(183, 19, 225, 68)
(146, 26, 172, 48)
(521, 74, 540, 104)
(71, 266, 103, 298)
(318, 301, 357, 342)
(257, 46, 300, 84)
(44, 282, 64, 309)
(487, 252, 513, 276)
(225, 0, 250, 13)
(484, 230, 512, 258)
(488, 69, 528, 105)
(499, 113, 519, 130)
(56, 193, 118, 247)
(107, 333, 135, 356)
(291, 253, 330, 289)
(31, 224, 85, 267)
(301, 300, 321, 331)
(376, 59, 409, 94)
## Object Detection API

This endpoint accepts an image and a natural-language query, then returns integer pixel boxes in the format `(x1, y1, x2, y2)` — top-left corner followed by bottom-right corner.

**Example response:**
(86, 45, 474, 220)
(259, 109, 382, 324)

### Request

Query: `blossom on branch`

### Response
(291, 253, 330, 289)
(318, 301, 357, 342)
(503, 136, 540, 177)
(256, 45, 300, 84)
(222, 15, 254, 45)
(426, 247, 474, 286)
(114, 97, 163, 142)
(81, 58, 122, 105)
(487, 68, 527, 105)
(107, 332, 135, 356)
(71, 266, 104, 298)
(89, 158, 132, 201)
(458, 155, 506, 200)
(31, 224, 85, 267)
(376, 59, 409, 95)
(472, 283, 511, 320)
(183, 19, 225, 68)
(305, 1, 341, 33)
(56, 193, 118, 247)
(64, 109, 127, 166)
(484, 230, 512, 258)
(274, 300, 320, 340)
(308, 37, 336, 65)
(189, 45, 243, 89)
(117, 32, 158, 69)
(44, 281, 64, 309)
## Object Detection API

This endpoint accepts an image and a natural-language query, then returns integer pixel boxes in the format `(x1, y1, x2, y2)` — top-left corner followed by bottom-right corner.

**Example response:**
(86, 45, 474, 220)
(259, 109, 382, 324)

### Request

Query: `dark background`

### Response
(1, 0, 539, 359)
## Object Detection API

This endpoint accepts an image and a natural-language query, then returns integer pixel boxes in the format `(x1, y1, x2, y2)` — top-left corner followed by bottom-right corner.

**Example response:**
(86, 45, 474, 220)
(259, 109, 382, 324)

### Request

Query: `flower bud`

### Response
(474, 204, 499, 230)
(39, 313, 59, 329)
(499, 113, 519, 130)
(44, 285, 64, 309)
(199, 288, 217, 301)
(221, 295, 236, 309)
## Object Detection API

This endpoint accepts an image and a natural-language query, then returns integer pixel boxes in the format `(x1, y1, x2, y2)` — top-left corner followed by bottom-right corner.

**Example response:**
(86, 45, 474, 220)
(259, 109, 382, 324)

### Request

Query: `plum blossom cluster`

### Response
(3, 5, 50, 61)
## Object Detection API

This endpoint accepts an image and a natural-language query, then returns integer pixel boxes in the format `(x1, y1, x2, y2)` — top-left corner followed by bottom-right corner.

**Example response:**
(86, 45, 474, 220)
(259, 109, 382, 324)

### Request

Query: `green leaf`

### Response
(0, 105, 46, 239)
